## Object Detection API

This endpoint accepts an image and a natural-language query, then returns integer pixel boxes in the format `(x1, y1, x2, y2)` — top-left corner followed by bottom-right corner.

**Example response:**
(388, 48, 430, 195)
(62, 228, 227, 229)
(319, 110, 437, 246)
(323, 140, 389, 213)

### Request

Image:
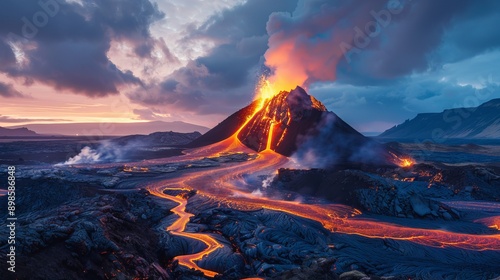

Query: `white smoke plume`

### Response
(61, 141, 133, 165)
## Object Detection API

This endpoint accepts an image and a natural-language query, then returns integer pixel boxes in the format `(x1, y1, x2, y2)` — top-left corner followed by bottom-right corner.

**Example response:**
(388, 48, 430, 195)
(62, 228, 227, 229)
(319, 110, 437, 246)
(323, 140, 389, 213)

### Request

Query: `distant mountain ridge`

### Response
(0, 127, 39, 137)
(379, 98, 500, 139)
(112, 131, 201, 147)
(8, 121, 209, 136)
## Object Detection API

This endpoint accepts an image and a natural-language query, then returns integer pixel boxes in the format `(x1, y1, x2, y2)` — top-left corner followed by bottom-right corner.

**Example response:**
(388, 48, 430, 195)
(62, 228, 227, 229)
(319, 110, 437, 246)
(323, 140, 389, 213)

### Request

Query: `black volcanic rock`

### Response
(0, 126, 39, 137)
(186, 100, 262, 148)
(270, 166, 472, 220)
(0, 188, 174, 280)
(379, 98, 500, 139)
(189, 86, 397, 165)
(187, 86, 331, 153)
(237, 86, 328, 155)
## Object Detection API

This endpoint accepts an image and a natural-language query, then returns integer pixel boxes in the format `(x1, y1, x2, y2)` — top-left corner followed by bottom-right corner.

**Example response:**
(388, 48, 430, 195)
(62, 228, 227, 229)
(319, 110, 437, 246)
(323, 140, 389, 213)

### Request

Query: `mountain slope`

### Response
(185, 100, 262, 148)
(237, 87, 327, 155)
(8, 121, 209, 136)
(0, 127, 39, 137)
(189, 86, 399, 165)
(379, 98, 500, 139)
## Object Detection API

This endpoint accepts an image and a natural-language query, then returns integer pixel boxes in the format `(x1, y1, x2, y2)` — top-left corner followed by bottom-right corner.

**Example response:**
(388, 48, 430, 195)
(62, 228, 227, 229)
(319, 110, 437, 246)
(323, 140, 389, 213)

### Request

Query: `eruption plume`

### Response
(262, 0, 390, 93)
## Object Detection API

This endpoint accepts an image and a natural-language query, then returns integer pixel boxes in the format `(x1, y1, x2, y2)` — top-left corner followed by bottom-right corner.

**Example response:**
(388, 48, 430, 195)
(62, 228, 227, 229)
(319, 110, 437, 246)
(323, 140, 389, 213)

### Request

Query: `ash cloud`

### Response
(336, 0, 473, 84)
(260, 0, 500, 131)
(264, 0, 497, 88)
(264, 0, 389, 89)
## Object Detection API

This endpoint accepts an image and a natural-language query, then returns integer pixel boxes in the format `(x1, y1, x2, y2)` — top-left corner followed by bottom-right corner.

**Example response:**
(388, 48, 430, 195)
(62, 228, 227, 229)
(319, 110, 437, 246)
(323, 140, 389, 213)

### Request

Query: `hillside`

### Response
(0, 127, 39, 137)
(189, 86, 401, 166)
(379, 98, 500, 139)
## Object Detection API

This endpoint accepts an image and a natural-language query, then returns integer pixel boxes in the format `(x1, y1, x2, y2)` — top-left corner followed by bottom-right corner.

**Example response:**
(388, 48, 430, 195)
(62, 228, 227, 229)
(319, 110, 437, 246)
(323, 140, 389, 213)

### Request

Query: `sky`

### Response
(1, 0, 499, 133)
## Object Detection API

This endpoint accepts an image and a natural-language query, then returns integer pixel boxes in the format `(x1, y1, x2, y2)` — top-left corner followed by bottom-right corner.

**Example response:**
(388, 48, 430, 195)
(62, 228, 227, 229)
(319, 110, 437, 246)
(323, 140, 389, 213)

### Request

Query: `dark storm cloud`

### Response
(194, 0, 298, 41)
(129, 0, 298, 114)
(22, 40, 141, 97)
(261, 0, 483, 86)
(432, 2, 500, 64)
(0, 82, 24, 98)
(129, 61, 211, 113)
(335, 0, 500, 85)
(363, 0, 469, 76)
(0, 0, 164, 96)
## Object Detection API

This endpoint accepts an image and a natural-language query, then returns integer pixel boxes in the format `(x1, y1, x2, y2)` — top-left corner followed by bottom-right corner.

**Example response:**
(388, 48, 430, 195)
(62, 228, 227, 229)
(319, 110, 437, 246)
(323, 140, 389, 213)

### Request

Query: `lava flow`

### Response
(148, 187, 223, 278)
(234, 77, 278, 138)
(148, 139, 500, 262)
(146, 138, 500, 277)
(144, 81, 499, 277)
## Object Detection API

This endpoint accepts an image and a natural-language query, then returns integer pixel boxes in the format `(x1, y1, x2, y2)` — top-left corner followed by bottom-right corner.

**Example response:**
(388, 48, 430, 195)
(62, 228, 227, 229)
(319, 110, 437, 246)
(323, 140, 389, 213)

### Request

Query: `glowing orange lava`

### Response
(143, 137, 500, 277)
(400, 158, 414, 167)
(266, 121, 275, 151)
(476, 216, 500, 231)
(234, 78, 274, 138)
(140, 84, 499, 277)
(148, 144, 500, 262)
(389, 152, 415, 167)
(123, 166, 149, 172)
(148, 187, 223, 278)
(234, 76, 292, 153)
(255, 75, 276, 101)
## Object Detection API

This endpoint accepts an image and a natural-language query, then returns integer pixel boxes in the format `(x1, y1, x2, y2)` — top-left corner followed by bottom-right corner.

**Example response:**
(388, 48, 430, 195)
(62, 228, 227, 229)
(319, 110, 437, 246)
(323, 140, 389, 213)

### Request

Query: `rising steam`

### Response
(292, 113, 390, 168)
(61, 141, 133, 165)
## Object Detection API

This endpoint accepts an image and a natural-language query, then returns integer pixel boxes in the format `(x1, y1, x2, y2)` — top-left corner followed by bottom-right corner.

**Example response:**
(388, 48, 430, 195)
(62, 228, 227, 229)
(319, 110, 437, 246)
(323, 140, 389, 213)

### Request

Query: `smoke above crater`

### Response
(263, 0, 391, 91)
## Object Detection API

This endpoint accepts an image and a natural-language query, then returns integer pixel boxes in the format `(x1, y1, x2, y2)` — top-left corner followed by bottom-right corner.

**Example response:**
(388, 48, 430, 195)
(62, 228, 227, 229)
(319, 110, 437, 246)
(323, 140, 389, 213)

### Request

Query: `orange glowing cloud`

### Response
(261, 1, 392, 97)
(261, 30, 345, 101)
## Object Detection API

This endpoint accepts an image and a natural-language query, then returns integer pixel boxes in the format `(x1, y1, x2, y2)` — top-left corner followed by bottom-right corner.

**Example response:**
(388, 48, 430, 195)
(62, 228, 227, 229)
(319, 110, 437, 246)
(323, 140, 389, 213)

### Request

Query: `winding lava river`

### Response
(143, 136, 500, 278)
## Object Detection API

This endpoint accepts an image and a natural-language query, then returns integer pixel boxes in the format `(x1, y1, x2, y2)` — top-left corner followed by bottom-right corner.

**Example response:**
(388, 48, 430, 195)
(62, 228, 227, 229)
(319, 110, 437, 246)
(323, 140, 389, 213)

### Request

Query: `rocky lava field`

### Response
(1, 87, 500, 280)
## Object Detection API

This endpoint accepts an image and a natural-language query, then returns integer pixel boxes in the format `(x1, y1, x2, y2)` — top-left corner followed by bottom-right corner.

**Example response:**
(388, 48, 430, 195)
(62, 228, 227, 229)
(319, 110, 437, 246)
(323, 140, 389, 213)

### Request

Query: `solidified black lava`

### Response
(269, 163, 500, 220)
(0, 187, 173, 280)
(188, 86, 401, 165)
